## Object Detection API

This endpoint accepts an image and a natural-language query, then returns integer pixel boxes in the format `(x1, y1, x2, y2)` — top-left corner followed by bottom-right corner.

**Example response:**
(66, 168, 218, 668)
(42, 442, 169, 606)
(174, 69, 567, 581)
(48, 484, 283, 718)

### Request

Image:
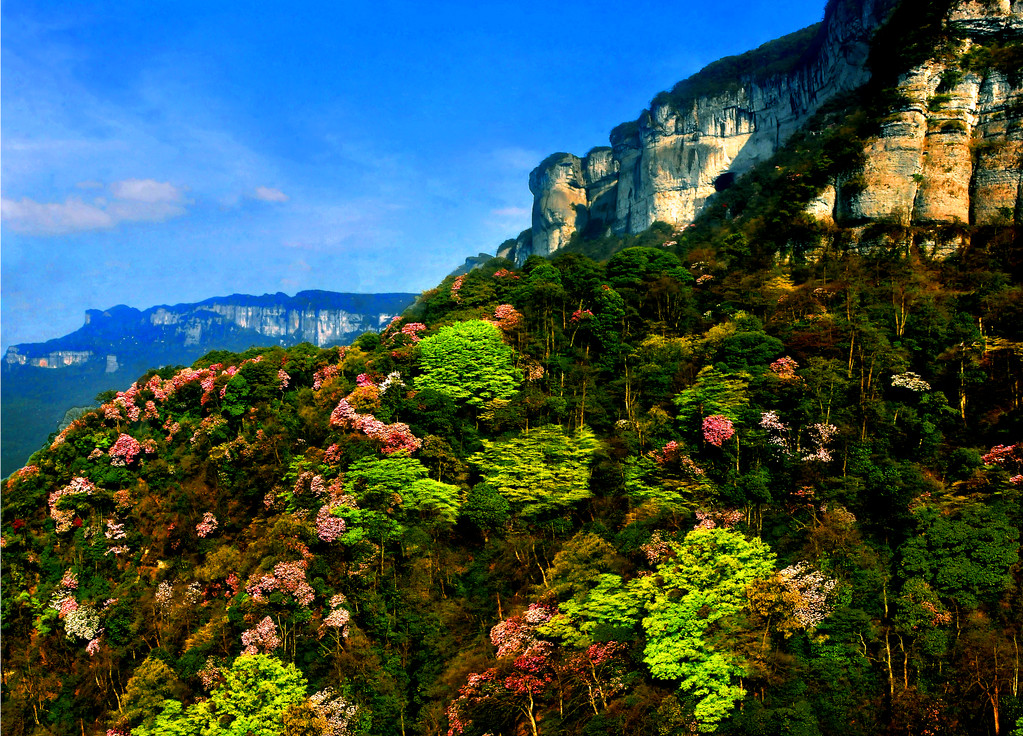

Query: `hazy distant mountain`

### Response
(1, 290, 416, 476)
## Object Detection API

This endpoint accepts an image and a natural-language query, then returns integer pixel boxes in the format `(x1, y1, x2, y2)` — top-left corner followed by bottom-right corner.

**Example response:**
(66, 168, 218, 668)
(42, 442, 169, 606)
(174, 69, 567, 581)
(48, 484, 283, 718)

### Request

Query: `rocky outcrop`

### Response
(4, 291, 418, 372)
(517, 0, 1021, 263)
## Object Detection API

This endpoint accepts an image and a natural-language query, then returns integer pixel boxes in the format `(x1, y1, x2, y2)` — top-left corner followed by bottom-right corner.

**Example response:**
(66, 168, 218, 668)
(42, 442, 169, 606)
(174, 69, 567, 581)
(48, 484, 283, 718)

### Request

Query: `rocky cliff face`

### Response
(5, 291, 418, 371)
(518, 0, 1022, 262)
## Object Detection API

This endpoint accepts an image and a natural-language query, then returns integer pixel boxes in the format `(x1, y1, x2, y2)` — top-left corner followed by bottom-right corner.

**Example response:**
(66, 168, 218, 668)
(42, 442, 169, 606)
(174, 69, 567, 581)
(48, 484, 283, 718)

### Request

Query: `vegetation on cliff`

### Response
(3, 232, 1021, 735)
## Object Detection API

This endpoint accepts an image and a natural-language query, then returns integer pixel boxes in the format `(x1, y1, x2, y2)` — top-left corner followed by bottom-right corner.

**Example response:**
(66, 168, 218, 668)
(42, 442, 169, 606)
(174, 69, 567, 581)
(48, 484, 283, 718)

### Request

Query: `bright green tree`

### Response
(345, 456, 460, 525)
(415, 320, 522, 409)
(631, 528, 776, 732)
(471, 424, 599, 517)
(135, 655, 309, 736)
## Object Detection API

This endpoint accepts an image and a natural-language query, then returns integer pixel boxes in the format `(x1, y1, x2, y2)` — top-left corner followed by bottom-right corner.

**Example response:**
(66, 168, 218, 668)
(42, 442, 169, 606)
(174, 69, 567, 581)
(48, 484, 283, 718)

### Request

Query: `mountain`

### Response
(1, 291, 416, 476)
(3, 3, 1022, 736)
(504, 0, 1022, 263)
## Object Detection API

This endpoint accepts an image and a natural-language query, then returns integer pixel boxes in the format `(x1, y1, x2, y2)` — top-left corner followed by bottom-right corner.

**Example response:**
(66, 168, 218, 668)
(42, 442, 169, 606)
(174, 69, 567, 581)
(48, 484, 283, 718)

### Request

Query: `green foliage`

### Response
(632, 529, 776, 731)
(415, 320, 522, 409)
(136, 655, 308, 736)
(471, 424, 598, 517)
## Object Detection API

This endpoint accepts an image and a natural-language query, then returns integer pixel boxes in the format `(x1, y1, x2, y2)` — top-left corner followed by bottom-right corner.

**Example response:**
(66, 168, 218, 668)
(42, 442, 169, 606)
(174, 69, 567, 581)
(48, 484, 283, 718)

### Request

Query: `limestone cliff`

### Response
(518, 0, 1022, 262)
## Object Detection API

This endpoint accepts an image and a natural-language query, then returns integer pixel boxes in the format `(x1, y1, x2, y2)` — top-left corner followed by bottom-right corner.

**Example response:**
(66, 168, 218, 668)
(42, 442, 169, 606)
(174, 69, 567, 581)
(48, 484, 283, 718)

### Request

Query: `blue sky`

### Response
(2, 0, 827, 348)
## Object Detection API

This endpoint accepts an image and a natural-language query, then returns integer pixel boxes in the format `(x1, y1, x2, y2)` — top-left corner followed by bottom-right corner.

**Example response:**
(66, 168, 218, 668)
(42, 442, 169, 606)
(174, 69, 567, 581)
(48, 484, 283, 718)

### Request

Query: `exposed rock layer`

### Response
(517, 0, 1022, 263)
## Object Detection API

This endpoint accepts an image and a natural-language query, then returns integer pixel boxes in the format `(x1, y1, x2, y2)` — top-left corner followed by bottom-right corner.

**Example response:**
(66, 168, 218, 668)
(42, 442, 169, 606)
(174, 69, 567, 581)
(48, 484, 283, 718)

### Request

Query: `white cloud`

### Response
(253, 186, 289, 203)
(2, 178, 189, 235)
(1, 196, 113, 235)
(110, 178, 185, 203)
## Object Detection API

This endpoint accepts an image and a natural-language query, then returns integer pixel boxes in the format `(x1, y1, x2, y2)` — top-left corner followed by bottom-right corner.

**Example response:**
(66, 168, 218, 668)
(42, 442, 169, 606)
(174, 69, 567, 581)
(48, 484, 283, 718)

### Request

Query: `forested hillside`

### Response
(3, 234, 1021, 735)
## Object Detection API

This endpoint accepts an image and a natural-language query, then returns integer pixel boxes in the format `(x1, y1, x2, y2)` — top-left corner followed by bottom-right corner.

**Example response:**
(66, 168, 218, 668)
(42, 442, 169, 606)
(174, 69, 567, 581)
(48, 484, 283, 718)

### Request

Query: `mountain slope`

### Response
(1, 291, 416, 476)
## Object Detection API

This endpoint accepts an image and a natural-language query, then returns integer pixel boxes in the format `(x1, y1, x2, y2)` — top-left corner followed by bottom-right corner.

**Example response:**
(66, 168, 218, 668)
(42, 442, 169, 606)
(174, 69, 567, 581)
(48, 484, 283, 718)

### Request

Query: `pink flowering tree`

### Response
(702, 415, 735, 447)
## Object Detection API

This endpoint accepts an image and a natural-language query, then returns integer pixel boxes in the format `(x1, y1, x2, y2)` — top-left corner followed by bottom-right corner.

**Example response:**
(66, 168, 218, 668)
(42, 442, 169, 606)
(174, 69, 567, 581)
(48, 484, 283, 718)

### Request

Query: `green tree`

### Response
(135, 655, 309, 736)
(631, 528, 776, 732)
(415, 320, 522, 409)
(120, 655, 186, 732)
(471, 424, 599, 517)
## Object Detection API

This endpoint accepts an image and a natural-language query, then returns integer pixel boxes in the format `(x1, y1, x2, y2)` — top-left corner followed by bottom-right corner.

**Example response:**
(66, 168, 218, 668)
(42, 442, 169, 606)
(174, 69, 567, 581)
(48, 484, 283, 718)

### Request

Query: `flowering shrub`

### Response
(400, 322, 427, 342)
(702, 414, 735, 447)
(109, 434, 142, 465)
(693, 508, 744, 530)
(105, 520, 127, 540)
(760, 411, 791, 454)
(891, 371, 931, 391)
(310, 688, 361, 736)
(277, 369, 291, 389)
(492, 304, 522, 331)
(330, 398, 422, 455)
(241, 616, 281, 655)
(778, 562, 837, 628)
(316, 504, 347, 542)
(155, 581, 174, 609)
(65, 605, 101, 640)
(570, 308, 593, 323)
(492, 268, 519, 279)
(450, 275, 466, 302)
(319, 594, 352, 639)
(49, 477, 95, 533)
(769, 356, 799, 379)
(246, 560, 315, 607)
(641, 531, 672, 564)
(802, 423, 838, 462)
(195, 512, 218, 538)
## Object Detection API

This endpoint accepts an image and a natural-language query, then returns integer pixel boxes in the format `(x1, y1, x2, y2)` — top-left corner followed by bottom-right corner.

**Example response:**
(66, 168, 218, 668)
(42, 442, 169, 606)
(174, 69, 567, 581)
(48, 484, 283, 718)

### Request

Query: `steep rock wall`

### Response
(520, 0, 1021, 263)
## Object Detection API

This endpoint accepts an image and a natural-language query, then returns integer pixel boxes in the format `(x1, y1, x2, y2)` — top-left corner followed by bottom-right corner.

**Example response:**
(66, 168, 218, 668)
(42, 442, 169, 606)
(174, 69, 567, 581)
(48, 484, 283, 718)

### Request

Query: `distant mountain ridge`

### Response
(2, 290, 417, 476)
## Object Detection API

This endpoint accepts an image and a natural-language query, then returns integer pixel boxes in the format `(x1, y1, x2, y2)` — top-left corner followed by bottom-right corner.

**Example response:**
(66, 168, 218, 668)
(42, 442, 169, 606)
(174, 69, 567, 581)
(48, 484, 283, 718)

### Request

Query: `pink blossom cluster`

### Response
(196, 512, 219, 538)
(702, 414, 735, 447)
(316, 503, 347, 543)
(769, 356, 800, 380)
(50, 571, 80, 619)
(310, 688, 360, 736)
(400, 322, 427, 342)
(105, 546, 130, 557)
(49, 477, 95, 533)
(318, 594, 352, 638)
(693, 509, 744, 530)
(86, 634, 103, 656)
(278, 369, 291, 390)
(492, 304, 522, 331)
(13, 465, 40, 482)
(641, 531, 672, 565)
(109, 434, 142, 465)
(313, 361, 344, 390)
(324, 443, 343, 464)
(197, 659, 223, 690)
(570, 308, 594, 323)
(241, 615, 281, 655)
(492, 268, 519, 279)
(982, 443, 1022, 468)
(330, 398, 422, 455)
(246, 559, 315, 607)
(356, 373, 376, 388)
(650, 441, 705, 475)
(696, 274, 714, 285)
(778, 562, 837, 628)
(919, 600, 953, 626)
(450, 275, 466, 302)
(490, 601, 557, 658)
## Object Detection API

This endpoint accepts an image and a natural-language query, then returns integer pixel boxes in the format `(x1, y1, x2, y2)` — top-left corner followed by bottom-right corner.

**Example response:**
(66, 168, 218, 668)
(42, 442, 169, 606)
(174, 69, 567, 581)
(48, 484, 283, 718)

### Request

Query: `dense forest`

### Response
(2, 223, 1021, 735)
(3, 0, 1022, 732)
